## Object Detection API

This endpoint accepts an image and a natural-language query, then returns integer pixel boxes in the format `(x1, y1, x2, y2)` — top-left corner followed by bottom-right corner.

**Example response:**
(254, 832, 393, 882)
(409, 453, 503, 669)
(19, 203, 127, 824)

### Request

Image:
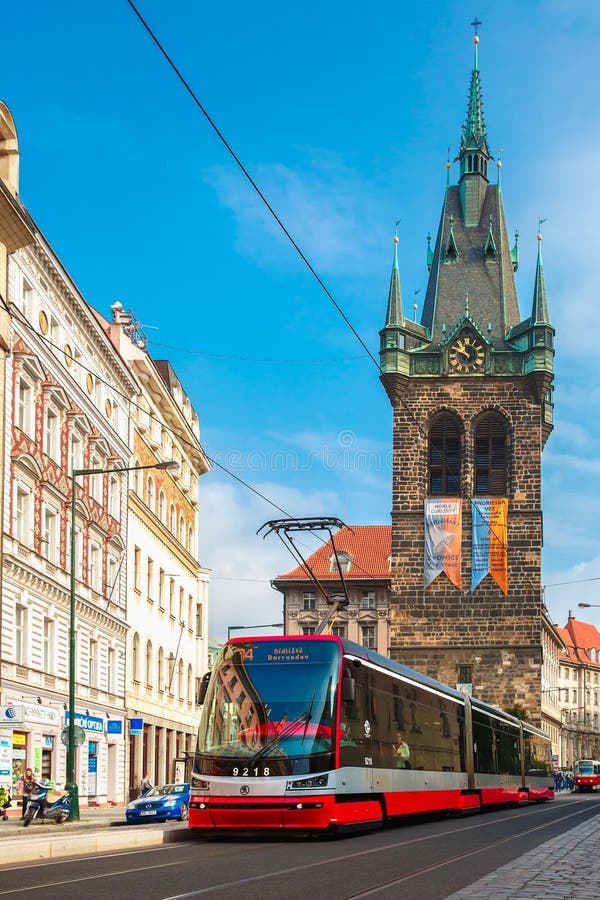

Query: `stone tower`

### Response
(379, 32, 554, 725)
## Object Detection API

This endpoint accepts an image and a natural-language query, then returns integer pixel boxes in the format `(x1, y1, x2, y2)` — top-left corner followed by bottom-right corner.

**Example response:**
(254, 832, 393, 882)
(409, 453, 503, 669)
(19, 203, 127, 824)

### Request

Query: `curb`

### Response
(0, 824, 194, 865)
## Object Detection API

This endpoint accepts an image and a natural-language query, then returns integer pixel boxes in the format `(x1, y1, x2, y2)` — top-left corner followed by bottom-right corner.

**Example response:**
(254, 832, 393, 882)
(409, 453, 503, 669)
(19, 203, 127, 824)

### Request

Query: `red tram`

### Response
(189, 635, 553, 833)
(573, 759, 600, 792)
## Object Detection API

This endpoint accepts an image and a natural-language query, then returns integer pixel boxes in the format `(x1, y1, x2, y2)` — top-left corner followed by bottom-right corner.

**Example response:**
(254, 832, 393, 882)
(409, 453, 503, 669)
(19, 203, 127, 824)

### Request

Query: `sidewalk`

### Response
(445, 794, 600, 899)
(0, 803, 192, 864)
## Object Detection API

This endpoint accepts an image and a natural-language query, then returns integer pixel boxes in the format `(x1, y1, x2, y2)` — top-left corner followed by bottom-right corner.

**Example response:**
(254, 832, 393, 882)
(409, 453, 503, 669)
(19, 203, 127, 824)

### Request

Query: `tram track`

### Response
(0, 798, 597, 899)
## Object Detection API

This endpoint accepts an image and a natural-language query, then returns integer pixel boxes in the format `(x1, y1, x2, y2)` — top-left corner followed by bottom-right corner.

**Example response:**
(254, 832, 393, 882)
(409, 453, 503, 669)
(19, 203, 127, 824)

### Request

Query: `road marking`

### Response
(161, 803, 596, 898)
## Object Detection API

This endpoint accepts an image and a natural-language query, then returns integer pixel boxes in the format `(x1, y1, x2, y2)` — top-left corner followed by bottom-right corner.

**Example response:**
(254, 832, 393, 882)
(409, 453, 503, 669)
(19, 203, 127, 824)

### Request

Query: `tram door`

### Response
(340, 662, 374, 790)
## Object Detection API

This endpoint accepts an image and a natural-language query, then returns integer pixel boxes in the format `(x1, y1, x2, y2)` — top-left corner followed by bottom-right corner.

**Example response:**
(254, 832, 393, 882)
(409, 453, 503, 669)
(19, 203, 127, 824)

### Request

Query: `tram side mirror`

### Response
(341, 669, 355, 703)
(197, 672, 211, 705)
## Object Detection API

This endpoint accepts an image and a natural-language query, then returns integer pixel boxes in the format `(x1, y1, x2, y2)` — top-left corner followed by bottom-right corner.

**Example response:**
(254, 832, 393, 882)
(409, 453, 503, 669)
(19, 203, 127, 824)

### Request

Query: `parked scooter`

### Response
(23, 781, 71, 826)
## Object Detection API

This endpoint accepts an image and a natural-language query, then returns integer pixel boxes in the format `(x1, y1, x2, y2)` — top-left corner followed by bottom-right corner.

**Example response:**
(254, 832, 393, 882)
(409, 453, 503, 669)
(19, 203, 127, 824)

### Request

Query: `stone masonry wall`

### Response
(388, 374, 544, 725)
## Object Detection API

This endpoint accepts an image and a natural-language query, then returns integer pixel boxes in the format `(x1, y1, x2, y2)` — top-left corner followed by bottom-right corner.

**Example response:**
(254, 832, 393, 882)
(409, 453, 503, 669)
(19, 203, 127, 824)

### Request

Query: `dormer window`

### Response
(331, 552, 352, 573)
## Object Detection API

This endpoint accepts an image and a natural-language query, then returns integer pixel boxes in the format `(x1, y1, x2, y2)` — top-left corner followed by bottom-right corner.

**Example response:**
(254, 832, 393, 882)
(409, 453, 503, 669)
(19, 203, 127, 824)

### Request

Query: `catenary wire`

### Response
(9, 303, 382, 584)
(124, 0, 507, 551)
(125, 0, 380, 371)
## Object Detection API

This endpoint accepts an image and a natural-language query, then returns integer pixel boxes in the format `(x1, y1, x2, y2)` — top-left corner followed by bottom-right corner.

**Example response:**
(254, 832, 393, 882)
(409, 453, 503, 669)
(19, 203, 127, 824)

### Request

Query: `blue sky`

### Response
(4, 1, 600, 638)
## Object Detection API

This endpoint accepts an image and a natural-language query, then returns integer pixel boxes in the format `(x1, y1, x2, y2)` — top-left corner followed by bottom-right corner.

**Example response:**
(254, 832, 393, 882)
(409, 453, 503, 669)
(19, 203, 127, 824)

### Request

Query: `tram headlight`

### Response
(286, 774, 328, 790)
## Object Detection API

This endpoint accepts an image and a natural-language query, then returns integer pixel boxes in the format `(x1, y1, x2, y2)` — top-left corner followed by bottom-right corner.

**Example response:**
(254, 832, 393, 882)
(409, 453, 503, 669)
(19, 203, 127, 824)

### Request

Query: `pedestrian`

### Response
(0, 785, 11, 821)
(393, 732, 411, 768)
(140, 772, 153, 796)
(19, 768, 37, 819)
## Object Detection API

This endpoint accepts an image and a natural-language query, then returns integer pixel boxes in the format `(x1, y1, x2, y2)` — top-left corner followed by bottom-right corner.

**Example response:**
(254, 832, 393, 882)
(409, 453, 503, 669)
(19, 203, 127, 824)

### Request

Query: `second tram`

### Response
(189, 635, 553, 833)
(573, 758, 600, 792)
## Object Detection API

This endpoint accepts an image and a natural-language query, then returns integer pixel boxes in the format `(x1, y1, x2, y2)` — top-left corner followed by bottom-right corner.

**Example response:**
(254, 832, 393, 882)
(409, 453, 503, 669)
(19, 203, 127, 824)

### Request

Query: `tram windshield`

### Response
(195, 638, 340, 776)
(574, 760, 595, 775)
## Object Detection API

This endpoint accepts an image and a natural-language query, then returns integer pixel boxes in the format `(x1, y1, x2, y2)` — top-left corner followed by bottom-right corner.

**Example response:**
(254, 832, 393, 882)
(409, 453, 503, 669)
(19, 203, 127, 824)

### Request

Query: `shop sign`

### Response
(130, 718, 143, 736)
(12, 733, 26, 747)
(0, 737, 11, 777)
(64, 712, 104, 733)
(107, 719, 123, 735)
(22, 704, 59, 726)
(0, 705, 23, 726)
(43, 736, 54, 749)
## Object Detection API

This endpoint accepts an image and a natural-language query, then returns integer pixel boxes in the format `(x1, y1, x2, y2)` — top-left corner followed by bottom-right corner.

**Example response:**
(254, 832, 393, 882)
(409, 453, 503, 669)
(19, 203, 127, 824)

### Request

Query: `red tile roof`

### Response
(275, 525, 391, 581)
(557, 619, 600, 667)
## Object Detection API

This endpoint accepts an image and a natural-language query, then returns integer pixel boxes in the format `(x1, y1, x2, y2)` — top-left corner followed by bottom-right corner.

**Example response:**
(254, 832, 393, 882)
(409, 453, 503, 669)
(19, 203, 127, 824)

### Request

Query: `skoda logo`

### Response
(240, 784, 250, 796)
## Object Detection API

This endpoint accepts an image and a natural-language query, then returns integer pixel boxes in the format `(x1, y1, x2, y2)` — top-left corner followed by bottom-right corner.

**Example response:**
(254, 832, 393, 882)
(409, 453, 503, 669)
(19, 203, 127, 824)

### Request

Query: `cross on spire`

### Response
(471, 17, 482, 69)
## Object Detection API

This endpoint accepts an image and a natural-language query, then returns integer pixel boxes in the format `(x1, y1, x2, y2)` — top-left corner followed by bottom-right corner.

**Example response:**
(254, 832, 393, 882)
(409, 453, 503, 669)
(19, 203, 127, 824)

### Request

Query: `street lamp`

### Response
(227, 623, 284, 640)
(66, 459, 179, 820)
(578, 603, 600, 608)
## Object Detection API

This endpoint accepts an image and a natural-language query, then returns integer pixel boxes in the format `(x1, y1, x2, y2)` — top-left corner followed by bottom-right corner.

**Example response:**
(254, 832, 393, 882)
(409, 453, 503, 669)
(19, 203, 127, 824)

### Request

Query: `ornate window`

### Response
(145, 640, 153, 686)
(474, 414, 508, 495)
(428, 413, 461, 495)
(132, 632, 140, 682)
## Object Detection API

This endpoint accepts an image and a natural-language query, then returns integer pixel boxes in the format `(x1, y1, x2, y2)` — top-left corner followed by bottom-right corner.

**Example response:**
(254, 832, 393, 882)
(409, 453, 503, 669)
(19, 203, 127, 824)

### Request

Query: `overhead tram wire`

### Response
(126, 0, 379, 372)
(125, 2, 507, 552)
(9, 305, 381, 582)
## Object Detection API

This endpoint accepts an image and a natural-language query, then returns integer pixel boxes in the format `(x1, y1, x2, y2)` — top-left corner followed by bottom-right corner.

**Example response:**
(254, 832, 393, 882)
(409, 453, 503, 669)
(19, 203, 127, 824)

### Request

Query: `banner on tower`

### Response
(471, 498, 508, 594)
(424, 499, 462, 589)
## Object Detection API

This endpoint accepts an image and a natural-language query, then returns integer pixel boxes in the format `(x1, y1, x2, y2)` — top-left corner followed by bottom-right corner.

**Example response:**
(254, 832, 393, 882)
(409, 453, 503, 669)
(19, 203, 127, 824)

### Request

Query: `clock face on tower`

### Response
(448, 334, 485, 374)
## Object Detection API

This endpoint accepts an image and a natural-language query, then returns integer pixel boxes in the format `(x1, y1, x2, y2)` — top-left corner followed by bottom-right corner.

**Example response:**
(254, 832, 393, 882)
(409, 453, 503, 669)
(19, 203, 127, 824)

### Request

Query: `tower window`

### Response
(428, 414, 461, 496)
(475, 415, 508, 495)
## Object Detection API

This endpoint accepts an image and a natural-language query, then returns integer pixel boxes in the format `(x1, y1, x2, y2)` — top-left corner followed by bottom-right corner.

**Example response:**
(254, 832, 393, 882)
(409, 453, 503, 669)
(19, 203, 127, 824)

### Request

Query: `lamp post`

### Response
(578, 603, 600, 608)
(66, 459, 179, 820)
(227, 623, 284, 640)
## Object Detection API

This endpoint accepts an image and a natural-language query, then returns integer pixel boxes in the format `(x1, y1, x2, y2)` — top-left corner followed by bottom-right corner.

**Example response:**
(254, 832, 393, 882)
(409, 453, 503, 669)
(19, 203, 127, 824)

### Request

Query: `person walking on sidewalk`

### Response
(19, 768, 37, 819)
(140, 773, 153, 796)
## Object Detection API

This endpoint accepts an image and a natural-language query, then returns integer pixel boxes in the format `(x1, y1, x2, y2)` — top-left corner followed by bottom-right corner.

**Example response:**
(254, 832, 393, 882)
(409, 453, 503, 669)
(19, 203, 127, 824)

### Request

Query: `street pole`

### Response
(66, 460, 178, 821)
(66, 468, 79, 820)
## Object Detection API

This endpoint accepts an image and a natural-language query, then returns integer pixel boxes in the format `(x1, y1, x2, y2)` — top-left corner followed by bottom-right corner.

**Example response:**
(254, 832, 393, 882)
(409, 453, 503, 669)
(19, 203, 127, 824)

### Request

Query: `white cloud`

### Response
(199, 477, 340, 640)
(205, 155, 387, 276)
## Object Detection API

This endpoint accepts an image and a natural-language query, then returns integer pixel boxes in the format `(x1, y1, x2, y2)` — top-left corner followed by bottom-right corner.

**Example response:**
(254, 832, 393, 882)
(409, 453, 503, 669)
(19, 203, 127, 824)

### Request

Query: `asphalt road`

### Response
(1, 795, 598, 900)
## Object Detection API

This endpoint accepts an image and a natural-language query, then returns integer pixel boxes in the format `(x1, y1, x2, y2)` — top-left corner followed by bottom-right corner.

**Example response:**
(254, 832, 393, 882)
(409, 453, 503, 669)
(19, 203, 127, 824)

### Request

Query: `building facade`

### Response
(379, 34, 555, 726)
(556, 614, 600, 767)
(273, 525, 392, 652)
(1, 180, 137, 801)
(0, 101, 212, 804)
(98, 305, 210, 795)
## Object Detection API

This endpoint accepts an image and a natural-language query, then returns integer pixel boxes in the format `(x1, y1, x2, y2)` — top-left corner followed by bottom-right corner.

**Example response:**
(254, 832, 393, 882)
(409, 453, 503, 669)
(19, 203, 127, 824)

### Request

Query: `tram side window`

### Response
(524, 733, 551, 776)
(340, 664, 370, 768)
(402, 688, 463, 773)
(369, 672, 464, 773)
(494, 724, 521, 776)
(472, 713, 495, 773)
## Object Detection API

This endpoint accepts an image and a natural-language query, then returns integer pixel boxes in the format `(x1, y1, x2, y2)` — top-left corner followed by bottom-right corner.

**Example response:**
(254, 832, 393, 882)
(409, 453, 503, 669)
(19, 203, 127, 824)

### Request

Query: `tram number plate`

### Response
(232, 766, 271, 777)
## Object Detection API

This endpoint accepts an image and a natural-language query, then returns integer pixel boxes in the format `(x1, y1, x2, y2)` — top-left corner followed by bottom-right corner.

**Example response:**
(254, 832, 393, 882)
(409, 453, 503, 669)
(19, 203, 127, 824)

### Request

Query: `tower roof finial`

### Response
(532, 221, 550, 325)
(471, 17, 482, 69)
(385, 225, 404, 327)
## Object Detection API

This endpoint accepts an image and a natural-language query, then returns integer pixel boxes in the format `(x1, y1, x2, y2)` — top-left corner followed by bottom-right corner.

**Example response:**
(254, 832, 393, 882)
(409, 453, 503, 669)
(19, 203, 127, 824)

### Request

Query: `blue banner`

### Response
(64, 712, 104, 733)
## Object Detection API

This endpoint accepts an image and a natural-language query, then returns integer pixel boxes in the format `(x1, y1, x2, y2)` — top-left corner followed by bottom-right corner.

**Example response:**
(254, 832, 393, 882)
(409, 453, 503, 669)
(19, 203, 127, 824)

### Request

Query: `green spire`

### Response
(511, 229, 519, 272)
(385, 234, 403, 326)
(426, 232, 434, 272)
(458, 32, 490, 183)
(531, 228, 550, 325)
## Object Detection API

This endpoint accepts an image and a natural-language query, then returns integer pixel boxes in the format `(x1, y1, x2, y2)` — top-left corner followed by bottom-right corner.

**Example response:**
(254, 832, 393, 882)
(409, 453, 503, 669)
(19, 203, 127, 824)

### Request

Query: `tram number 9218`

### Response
(231, 766, 271, 777)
